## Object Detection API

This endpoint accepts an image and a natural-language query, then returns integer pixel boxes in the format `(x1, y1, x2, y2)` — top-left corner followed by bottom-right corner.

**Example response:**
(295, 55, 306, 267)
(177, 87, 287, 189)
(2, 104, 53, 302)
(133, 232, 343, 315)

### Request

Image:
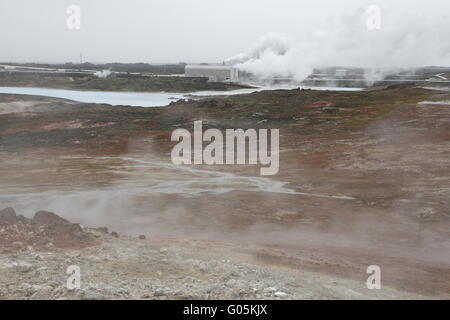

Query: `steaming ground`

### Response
(1, 153, 448, 299)
(1, 87, 449, 299)
(0, 155, 356, 237)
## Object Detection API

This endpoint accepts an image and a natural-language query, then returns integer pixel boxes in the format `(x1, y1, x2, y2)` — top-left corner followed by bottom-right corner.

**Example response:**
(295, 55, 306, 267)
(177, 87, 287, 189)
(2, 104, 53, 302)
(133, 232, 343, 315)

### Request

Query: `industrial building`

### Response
(185, 65, 239, 82)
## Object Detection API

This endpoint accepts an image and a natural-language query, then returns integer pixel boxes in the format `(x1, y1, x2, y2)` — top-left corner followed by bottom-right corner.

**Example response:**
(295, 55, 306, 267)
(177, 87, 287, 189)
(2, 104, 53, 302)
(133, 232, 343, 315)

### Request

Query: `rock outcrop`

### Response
(0, 208, 95, 253)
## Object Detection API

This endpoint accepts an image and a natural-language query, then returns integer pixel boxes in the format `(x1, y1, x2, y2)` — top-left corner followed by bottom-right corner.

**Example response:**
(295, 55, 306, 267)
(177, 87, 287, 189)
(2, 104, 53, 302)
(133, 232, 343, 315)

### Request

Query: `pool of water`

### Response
(0, 86, 185, 107)
(0, 85, 364, 107)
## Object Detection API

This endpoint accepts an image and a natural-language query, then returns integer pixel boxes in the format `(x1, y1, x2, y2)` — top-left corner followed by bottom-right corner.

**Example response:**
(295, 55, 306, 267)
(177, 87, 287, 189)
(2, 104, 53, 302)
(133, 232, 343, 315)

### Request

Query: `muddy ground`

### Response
(0, 86, 449, 299)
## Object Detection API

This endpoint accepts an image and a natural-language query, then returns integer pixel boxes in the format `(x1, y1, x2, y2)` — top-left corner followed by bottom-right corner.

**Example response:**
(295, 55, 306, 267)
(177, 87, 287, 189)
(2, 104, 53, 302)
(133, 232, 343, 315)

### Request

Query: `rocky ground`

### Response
(0, 208, 95, 253)
(0, 208, 429, 300)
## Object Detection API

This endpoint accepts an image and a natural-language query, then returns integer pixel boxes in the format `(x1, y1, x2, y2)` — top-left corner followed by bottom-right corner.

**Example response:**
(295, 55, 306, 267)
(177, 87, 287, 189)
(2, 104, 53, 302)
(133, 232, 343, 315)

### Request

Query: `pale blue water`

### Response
(0, 86, 184, 107)
(0, 85, 364, 107)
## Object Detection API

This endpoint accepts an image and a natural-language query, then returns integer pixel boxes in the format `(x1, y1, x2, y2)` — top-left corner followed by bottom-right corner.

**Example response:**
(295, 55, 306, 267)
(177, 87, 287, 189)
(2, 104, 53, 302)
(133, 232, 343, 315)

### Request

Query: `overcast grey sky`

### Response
(0, 0, 448, 63)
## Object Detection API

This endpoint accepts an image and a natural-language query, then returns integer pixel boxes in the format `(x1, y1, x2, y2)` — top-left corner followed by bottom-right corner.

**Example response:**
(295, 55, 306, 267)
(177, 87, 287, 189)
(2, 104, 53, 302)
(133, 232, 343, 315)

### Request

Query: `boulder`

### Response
(0, 207, 18, 224)
(33, 211, 71, 227)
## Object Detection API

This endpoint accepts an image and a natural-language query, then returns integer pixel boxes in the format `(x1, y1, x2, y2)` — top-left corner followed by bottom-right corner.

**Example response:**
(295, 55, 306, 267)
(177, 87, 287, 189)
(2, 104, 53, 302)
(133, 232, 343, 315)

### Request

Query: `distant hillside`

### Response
(0, 62, 187, 75)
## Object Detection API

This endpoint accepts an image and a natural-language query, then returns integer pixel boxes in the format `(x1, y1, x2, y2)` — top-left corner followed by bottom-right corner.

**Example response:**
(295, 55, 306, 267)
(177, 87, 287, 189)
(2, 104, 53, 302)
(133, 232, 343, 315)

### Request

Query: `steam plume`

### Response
(226, 10, 450, 81)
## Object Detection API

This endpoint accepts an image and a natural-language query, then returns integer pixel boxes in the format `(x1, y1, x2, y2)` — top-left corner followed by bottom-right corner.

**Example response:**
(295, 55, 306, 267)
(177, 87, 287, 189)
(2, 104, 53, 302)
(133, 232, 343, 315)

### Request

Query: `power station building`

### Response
(185, 65, 239, 82)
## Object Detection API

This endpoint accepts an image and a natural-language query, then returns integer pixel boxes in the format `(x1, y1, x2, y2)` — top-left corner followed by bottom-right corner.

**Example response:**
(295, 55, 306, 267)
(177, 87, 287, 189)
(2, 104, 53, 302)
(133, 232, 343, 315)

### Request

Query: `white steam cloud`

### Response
(226, 9, 450, 81)
(94, 69, 112, 78)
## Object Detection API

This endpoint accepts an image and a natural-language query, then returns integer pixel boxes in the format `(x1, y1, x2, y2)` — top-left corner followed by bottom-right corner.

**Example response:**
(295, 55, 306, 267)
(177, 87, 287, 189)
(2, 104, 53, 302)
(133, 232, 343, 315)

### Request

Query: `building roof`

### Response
(185, 65, 234, 71)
